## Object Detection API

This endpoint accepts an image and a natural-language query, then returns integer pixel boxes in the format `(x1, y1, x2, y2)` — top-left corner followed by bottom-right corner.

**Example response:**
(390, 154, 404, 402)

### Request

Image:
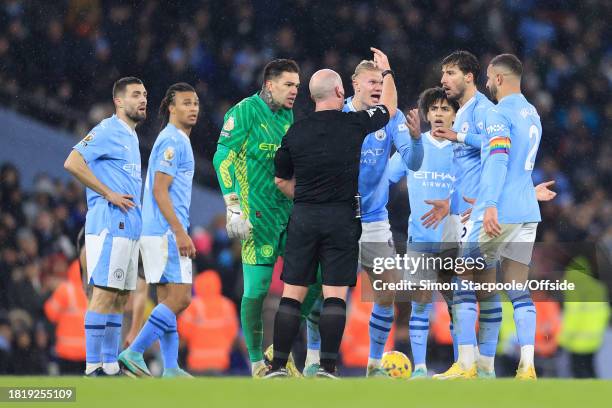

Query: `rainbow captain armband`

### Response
(489, 136, 511, 155)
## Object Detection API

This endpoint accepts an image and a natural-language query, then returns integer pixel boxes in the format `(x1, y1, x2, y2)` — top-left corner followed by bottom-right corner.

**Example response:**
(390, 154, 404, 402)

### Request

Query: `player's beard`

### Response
(488, 84, 498, 102)
(126, 106, 147, 123)
(447, 82, 466, 102)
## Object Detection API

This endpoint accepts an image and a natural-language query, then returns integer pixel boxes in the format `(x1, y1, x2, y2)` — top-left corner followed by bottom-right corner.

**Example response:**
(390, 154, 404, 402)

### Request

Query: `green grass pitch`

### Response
(0, 377, 610, 408)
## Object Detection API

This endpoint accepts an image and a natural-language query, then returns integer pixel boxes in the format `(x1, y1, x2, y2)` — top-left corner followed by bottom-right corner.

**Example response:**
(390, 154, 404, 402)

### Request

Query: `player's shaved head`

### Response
(309, 69, 343, 101)
(489, 54, 523, 78)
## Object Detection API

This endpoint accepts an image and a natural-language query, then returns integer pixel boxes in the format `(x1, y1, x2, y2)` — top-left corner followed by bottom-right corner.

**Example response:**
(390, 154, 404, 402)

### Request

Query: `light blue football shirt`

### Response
(344, 97, 423, 223)
(73, 114, 142, 239)
(388, 132, 454, 246)
(450, 91, 494, 215)
(473, 93, 542, 223)
(141, 123, 195, 235)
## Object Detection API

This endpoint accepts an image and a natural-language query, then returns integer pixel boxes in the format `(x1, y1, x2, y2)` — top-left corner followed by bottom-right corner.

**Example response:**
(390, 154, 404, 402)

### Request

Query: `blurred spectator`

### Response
(44, 259, 87, 375)
(559, 256, 610, 378)
(178, 270, 239, 374)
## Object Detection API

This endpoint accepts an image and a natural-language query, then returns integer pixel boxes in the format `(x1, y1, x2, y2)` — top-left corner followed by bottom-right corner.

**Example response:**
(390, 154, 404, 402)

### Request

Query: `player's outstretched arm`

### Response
(421, 198, 449, 229)
(535, 180, 556, 201)
(371, 47, 397, 117)
(64, 149, 135, 212)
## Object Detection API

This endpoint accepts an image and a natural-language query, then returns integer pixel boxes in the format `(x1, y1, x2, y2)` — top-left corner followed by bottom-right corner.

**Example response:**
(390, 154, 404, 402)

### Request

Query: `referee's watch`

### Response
(382, 69, 395, 79)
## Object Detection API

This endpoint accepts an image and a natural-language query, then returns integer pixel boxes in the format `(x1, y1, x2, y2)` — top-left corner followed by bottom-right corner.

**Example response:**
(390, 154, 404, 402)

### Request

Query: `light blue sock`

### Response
(160, 314, 179, 369)
(508, 290, 536, 346)
(131, 303, 175, 354)
(453, 281, 478, 346)
(102, 314, 122, 363)
(478, 293, 502, 357)
(85, 311, 106, 364)
(306, 298, 322, 351)
(369, 303, 394, 359)
(409, 302, 432, 366)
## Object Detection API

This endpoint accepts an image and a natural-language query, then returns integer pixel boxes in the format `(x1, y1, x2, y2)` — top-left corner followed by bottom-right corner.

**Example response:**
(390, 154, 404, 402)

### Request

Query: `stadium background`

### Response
(0, 0, 610, 378)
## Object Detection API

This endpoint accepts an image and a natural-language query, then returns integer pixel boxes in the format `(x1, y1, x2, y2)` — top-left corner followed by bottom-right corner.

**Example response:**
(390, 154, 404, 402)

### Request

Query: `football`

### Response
(381, 351, 412, 379)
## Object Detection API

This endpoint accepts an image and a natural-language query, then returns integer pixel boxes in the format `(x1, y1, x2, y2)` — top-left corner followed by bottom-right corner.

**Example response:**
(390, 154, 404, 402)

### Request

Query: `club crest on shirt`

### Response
(223, 116, 235, 131)
(261, 245, 274, 257)
(461, 122, 469, 133)
(374, 129, 386, 141)
(164, 146, 175, 161)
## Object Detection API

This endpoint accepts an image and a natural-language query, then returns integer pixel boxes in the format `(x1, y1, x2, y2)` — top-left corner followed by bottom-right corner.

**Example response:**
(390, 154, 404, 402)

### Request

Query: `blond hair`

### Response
(351, 60, 380, 81)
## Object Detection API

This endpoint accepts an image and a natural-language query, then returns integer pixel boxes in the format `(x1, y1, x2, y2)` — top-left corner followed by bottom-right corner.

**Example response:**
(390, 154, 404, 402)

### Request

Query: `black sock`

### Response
(319, 297, 346, 373)
(271, 297, 302, 371)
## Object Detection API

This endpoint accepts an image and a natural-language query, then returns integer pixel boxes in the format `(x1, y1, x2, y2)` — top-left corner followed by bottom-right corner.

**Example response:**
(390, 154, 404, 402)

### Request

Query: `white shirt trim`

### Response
(455, 94, 476, 118)
(114, 115, 137, 138)
(425, 131, 451, 149)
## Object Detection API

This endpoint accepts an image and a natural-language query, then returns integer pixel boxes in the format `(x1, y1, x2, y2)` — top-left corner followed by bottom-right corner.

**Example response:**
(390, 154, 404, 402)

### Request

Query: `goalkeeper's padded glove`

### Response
(224, 193, 252, 240)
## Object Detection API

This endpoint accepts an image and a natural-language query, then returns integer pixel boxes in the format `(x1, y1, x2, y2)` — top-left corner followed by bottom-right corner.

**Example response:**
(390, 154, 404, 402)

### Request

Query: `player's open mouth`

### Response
(433, 119, 444, 126)
(371, 94, 381, 101)
(188, 115, 197, 120)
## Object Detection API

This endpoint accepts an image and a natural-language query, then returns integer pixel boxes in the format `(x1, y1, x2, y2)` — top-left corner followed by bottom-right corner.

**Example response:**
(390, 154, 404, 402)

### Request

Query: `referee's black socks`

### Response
(319, 297, 347, 374)
(271, 297, 302, 371)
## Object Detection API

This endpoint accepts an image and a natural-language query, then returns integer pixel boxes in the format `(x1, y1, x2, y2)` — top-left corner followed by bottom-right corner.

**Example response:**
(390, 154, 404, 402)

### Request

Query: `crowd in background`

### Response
(0, 0, 610, 376)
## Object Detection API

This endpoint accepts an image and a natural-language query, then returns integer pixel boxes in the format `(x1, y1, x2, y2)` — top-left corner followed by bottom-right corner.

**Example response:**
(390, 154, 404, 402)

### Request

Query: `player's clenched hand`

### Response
(431, 127, 458, 142)
(461, 196, 476, 224)
(176, 229, 196, 259)
(371, 47, 391, 71)
(421, 198, 449, 229)
(406, 108, 421, 139)
(104, 191, 135, 212)
(535, 180, 556, 201)
(483, 207, 501, 237)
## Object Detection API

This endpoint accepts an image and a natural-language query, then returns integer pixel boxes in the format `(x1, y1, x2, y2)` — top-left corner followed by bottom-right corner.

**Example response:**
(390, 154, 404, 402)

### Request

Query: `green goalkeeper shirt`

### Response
(213, 93, 294, 226)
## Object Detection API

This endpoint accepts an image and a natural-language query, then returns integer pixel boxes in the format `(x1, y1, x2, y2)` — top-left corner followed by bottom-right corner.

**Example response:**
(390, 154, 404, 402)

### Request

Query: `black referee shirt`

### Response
(274, 105, 390, 205)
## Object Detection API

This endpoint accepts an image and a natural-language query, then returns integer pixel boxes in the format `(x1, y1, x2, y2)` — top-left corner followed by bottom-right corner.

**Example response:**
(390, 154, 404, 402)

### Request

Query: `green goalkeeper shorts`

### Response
(241, 222, 287, 265)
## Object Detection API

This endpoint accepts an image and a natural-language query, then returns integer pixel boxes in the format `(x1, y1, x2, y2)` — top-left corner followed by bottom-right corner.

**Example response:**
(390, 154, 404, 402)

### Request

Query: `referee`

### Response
(266, 48, 398, 378)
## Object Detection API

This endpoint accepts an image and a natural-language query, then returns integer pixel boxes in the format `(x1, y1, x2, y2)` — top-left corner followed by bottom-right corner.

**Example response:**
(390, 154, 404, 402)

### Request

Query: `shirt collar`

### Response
(345, 97, 357, 112)
(455, 92, 477, 117)
(113, 114, 137, 137)
(426, 131, 451, 149)
(167, 123, 189, 140)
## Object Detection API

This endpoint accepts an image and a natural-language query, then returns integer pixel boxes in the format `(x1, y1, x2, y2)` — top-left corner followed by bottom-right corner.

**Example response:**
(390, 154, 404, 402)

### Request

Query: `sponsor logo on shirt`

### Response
(486, 124, 507, 134)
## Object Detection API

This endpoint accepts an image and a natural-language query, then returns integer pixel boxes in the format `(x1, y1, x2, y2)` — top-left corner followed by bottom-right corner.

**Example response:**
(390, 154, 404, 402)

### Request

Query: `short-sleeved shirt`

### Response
(141, 124, 195, 236)
(73, 114, 142, 239)
(450, 91, 494, 215)
(472, 93, 542, 224)
(344, 97, 418, 223)
(274, 105, 390, 205)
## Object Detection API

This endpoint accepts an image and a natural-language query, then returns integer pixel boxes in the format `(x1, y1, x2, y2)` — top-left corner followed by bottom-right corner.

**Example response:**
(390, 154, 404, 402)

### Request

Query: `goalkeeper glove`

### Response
(224, 193, 252, 240)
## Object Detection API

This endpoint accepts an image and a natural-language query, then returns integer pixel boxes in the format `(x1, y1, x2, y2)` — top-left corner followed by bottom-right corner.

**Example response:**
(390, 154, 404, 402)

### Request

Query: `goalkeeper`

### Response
(213, 59, 316, 377)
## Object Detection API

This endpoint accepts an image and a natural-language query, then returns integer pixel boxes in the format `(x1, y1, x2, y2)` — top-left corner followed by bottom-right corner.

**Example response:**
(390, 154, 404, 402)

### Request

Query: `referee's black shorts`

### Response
(281, 203, 362, 287)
